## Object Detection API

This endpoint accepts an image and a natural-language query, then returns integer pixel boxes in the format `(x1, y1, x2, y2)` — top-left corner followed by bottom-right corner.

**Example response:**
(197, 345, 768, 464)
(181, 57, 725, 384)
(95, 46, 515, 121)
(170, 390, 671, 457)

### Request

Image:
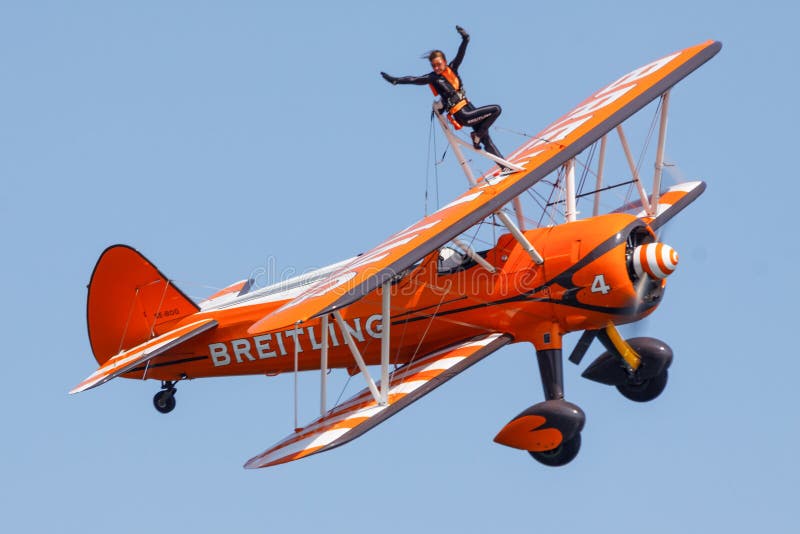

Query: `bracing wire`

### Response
(425, 114, 433, 216)
(333, 374, 352, 408)
(577, 143, 596, 195)
(638, 99, 662, 173)
(396, 289, 452, 385)
(498, 103, 665, 217)
(537, 167, 565, 227)
(623, 99, 662, 206)
(575, 142, 596, 215)
(490, 124, 573, 226)
(425, 111, 448, 214)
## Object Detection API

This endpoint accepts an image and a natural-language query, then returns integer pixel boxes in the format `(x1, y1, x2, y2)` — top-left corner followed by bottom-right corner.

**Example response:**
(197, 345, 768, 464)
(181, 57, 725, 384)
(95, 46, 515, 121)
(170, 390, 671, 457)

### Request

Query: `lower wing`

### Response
(244, 332, 512, 469)
(639, 180, 706, 231)
(611, 180, 706, 230)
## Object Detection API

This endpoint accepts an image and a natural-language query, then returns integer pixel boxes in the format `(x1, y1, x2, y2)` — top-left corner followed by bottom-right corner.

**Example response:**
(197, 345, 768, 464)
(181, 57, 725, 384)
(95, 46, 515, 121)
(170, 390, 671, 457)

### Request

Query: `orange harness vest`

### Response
(429, 67, 468, 128)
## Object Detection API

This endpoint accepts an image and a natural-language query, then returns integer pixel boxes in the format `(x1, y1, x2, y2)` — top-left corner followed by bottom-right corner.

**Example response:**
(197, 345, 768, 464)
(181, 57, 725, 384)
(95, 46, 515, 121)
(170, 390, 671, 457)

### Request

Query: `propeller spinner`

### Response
(631, 242, 678, 280)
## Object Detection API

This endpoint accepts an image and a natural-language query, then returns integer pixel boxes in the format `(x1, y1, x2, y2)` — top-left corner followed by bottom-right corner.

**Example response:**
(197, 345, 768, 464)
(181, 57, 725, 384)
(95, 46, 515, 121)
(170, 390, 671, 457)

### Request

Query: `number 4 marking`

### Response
(591, 274, 611, 295)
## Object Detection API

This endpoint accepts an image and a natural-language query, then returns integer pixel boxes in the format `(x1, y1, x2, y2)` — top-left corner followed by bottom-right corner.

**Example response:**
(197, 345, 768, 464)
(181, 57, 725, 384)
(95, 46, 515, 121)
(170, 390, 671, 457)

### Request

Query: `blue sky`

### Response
(2, 2, 798, 532)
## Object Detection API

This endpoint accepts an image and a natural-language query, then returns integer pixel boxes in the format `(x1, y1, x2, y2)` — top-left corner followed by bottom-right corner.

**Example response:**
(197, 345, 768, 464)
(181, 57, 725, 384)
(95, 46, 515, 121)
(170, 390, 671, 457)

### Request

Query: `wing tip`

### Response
(69, 379, 94, 395)
(242, 459, 261, 470)
(242, 454, 291, 470)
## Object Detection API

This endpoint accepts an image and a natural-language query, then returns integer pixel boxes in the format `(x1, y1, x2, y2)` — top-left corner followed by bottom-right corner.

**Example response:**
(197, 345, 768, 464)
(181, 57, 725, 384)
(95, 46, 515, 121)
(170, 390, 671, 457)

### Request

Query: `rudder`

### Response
(86, 245, 199, 366)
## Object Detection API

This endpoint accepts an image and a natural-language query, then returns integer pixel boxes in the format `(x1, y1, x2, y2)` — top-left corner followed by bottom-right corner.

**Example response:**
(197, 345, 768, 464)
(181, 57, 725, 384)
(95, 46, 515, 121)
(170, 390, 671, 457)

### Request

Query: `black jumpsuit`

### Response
(388, 34, 505, 161)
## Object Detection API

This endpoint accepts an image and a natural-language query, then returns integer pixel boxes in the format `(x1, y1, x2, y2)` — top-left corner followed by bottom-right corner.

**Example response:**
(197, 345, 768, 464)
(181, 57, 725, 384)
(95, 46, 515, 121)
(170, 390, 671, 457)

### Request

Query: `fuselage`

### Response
(126, 213, 659, 382)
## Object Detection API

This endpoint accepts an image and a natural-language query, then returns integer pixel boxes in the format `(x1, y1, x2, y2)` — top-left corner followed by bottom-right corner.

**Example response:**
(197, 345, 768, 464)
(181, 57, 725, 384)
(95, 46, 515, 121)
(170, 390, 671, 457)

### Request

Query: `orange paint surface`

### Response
(494, 415, 564, 452)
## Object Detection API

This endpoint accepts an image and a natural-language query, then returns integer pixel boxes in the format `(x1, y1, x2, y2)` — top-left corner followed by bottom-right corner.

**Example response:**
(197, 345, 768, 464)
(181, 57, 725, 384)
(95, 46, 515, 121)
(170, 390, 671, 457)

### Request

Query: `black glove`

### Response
(456, 25, 469, 39)
(381, 71, 398, 85)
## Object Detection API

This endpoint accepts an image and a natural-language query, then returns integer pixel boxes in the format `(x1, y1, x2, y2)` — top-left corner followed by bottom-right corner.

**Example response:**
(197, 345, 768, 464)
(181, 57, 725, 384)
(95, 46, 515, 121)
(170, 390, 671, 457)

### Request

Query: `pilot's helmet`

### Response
(438, 246, 466, 272)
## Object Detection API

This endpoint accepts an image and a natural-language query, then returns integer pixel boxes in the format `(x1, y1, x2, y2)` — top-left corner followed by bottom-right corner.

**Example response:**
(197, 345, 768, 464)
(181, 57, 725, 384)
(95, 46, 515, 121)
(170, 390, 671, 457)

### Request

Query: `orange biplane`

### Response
(72, 40, 721, 468)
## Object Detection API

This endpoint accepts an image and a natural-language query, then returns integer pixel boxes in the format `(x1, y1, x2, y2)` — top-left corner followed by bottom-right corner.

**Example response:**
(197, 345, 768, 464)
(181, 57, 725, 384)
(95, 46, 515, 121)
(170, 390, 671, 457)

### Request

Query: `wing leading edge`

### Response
(244, 332, 513, 469)
(249, 40, 721, 335)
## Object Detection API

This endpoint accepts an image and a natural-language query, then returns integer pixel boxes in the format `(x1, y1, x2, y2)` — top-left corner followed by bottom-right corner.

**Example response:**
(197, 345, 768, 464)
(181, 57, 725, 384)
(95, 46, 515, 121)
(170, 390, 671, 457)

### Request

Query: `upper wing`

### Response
(249, 40, 721, 334)
(244, 332, 512, 469)
(70, 318, 217, 394)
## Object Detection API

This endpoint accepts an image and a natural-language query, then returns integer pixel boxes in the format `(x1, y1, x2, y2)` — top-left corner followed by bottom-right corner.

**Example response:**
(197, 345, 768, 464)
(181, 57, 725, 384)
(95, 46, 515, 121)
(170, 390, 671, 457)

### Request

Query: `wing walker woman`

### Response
(381, 25, 506, 165)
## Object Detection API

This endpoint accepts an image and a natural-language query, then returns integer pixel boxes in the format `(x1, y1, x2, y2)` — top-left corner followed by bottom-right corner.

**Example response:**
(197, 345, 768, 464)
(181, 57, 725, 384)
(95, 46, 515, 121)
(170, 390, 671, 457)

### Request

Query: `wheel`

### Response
(153, 389, 176, 414)
(528, 433, 581, 467)
(616, 369, 668, 402)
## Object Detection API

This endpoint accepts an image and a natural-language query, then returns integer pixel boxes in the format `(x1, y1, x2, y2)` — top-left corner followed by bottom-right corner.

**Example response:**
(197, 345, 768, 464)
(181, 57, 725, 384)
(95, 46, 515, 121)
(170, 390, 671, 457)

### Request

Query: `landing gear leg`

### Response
(528, 348, 583, 466)
(153, 381, 177, 414)
(536, 349, 564, 401)
(494, 346, 586, 467)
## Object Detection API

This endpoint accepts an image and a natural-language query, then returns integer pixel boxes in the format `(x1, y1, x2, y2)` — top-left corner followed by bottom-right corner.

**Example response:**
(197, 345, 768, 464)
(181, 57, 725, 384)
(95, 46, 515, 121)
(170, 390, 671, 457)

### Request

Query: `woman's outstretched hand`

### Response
(381, 72, 398, 85)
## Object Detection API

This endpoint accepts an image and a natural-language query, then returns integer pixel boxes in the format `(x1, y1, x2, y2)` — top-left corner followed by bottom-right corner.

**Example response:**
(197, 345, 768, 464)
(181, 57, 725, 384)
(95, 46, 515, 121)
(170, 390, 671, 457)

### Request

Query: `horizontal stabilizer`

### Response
(70, 319, 217, 394)
(244, 333, 512, 469)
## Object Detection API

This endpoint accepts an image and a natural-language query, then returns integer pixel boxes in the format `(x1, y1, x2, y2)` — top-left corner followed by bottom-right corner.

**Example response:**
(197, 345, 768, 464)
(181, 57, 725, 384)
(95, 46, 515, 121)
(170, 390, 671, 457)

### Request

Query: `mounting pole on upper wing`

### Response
(431, 102, 524, 183)
(433, 102, 478, 186)
(432, 101, 543, 265)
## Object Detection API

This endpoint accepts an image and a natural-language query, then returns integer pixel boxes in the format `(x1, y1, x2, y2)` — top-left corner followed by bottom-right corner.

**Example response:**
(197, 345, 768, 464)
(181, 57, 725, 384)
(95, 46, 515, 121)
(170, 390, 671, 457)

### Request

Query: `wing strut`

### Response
(317, 285, 392, 418)
(333, 311, 383, 405)
(380, 281, 391, 405)
(453, 238, 497, 273)
(616, 125, 653, 215)
(565, 159, 578, 222)
(592, 136, 608, 216)
(432, 101, 544, 265)
(651, 91, 671, 212)
(320, 314, 329, 415)
(495, 211, 544, 264)
(294, 320, 300, 430)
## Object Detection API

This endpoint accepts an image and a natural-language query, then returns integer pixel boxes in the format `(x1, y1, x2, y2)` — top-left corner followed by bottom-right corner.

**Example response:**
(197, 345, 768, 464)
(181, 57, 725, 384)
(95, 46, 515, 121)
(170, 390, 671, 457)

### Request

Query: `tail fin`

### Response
(87, 245, 199, 366)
